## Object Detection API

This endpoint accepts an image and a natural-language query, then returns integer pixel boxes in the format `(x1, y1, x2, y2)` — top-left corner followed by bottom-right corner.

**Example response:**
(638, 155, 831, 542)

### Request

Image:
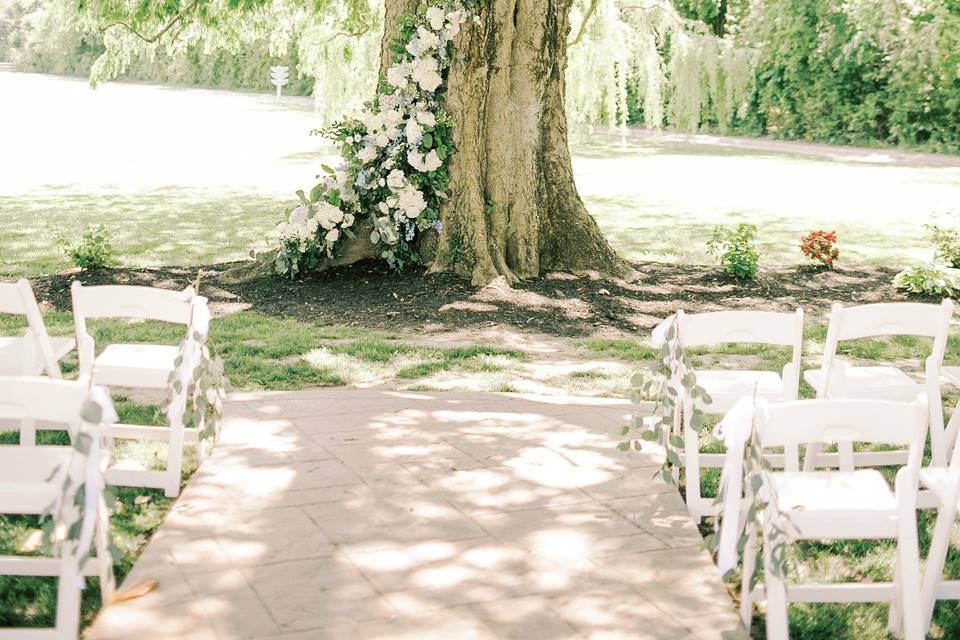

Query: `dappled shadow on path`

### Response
(87, 389, 746, 639)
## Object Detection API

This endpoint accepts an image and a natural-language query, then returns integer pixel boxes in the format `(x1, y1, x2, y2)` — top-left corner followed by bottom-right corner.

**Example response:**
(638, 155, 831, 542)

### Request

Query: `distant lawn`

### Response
(0, 189, 287, 277)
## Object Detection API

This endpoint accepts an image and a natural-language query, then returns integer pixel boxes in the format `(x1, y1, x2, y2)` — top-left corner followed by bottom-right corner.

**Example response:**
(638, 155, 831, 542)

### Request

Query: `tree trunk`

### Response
(425, 0, 627, 285)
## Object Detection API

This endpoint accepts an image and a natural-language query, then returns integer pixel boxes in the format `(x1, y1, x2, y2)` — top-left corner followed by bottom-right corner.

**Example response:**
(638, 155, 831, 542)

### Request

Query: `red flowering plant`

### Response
(800, 230, 839, 268)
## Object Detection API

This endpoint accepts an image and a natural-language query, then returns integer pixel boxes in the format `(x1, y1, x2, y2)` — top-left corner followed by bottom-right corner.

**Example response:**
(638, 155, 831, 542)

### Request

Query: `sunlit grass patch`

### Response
(581, 338, 658, 362)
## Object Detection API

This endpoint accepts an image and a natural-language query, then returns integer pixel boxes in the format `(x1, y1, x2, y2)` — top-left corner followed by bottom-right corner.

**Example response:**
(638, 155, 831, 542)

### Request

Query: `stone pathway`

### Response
(87, 389, 744, 640)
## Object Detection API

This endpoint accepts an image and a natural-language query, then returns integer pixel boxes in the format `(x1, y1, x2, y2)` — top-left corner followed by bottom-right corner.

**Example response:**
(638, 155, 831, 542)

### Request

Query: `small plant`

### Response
(707, 223, 759, 279)
(57, 224, 116, 270)
(893, 263, 960, 297)
(926, 223, 960, 268)
(800, 230, 839, 268)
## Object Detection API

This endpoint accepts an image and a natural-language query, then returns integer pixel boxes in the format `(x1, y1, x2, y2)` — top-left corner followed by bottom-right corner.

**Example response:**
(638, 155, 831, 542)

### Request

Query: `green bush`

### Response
(893, 263, 960, 298)
(927, 222, 960, 268)
(706, 223, 759, 279)
(57, 224, 116, 270)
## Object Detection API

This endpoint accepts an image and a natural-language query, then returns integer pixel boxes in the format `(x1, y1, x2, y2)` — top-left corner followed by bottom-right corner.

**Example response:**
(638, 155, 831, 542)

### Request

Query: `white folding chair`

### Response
(804, 300, 953, 467)
(916, 421, 960, 634)
(739, 398, 927, 640)
(0, 279, 74, 378)
(0, 377, 115, 640)
(71, 281, 209, 497)
(654, 309, 804, 521)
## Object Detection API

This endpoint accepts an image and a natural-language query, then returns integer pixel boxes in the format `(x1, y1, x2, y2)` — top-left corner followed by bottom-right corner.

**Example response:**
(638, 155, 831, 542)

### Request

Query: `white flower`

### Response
(405, 118, 424, 145)
(289, 205, 309, 227)
(416, 111, 436, 128)
(343, 213, 355, 227)
(325, 228, 340, 244)
(386, 63, 410, 89)
(426, 6, 446, 31)
(411, 57, 443, 93)
(444, 22, 461, 40)
(357, 145, 378, 163)
(380, 93, 401, 112)
(417, 26, 440, 50)
(378, 201, 390, 215)
(387, 169, 406, 190)
(405, 36, 422, 57)
(382, 109, 403, 129)
(314, 202, 344, 230)
(307, 217, 320, 234)
(374, 133, 390, 148)
(422, 149, 442, 172)
(397, 184, 427, 219)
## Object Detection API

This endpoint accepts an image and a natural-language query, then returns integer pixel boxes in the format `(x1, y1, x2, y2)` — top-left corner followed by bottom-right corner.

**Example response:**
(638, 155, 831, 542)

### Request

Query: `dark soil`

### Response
(28, 261, 915, 338)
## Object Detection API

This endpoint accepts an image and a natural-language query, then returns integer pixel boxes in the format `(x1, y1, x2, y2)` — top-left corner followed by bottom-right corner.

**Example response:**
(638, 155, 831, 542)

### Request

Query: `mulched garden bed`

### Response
(29, 260, 913, 338)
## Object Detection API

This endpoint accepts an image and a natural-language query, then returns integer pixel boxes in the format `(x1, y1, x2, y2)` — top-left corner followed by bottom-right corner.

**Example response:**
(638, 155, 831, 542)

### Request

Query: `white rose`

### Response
(382, 109, 403, 129)
(411, 57, 443, 93)
(426, 6, 446, 31)
(307, 217, 320, 234)
(378, 201, 390, 214)
(405, 37, 422, 57)
(444, 22, 461, 40)
(289, 205, 309, 226)
(343, 213, 355, 227)
(397, 184, 427, 219)
(374, 133, 390, 148)
(416, 111, 436, 128)
(417, 70, 443, 93)
(405, 118, 424, 145)
(422, 149, 442, 172)
(357, 145, 378, 163)
(387, 169, 406, 190)
(407, 150, 427, 172)
(325, 228, 340, 244)
(386, 63, 409, 89)
(417, 26, 440, 50)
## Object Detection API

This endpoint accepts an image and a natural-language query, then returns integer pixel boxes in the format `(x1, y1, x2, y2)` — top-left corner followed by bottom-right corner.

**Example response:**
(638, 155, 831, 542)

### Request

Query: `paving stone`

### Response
(86, 390, 737, 640)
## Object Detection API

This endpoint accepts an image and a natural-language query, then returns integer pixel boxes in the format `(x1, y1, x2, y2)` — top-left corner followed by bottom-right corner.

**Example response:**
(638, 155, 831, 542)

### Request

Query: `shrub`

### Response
(706, 223, 759, 279)
(57, 224, 116, 270)
(893, 263, 960, 298)
(800, 230, 839, 268)
(927, 223, 960, 269)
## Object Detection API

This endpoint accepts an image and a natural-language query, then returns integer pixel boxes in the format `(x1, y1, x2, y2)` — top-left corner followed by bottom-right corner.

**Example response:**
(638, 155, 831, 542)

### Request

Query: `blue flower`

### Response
(433, 220, 443, 233)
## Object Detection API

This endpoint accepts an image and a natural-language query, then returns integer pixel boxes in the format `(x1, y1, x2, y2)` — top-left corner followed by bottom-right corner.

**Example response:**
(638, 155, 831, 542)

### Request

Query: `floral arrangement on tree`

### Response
(274, 0, 476, 278)
(800, 230, 839, 268)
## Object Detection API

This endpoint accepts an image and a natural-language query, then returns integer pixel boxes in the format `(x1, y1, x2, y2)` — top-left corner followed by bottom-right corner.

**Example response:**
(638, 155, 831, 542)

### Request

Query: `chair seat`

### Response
(93, 343, 179, 389)
(771, 470, 898, 539)
(696, 370, 785, 413)
(804, 366, 919, 399)
(0, 336, 75, 375)
(0, 446, 73, 514)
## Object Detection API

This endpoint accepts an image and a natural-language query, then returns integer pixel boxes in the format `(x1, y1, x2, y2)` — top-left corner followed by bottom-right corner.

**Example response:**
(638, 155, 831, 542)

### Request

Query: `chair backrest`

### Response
(71, 282, 196, 325)
(0, 376, 93, 429)
(0, 279, 63, 378)
(817, 300, 953, 399)
(675, 309, 805, 348)
(756, 398, 928, 473)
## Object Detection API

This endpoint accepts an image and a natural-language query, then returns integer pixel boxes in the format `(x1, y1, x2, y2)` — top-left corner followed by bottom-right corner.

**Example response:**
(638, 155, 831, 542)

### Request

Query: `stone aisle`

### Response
(86, 389, 745, 640)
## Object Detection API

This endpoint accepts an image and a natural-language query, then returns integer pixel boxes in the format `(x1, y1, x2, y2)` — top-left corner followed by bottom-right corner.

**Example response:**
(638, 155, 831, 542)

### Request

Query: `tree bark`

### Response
(426, 0, 626, 285)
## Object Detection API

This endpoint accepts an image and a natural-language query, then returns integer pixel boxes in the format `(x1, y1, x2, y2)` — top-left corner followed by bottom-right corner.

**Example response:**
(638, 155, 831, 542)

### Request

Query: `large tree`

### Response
(82, 0, 626, 285)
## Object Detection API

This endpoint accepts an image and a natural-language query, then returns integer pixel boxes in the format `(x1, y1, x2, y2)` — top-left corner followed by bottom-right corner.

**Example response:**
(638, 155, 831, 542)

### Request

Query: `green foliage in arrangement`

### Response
(707, 223, 759, 280)
(57, 225, 117, 270)
(893, 263, 960, 298)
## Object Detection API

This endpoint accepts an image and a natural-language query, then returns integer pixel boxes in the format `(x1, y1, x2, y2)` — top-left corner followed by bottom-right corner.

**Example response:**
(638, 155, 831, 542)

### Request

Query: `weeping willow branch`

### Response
(569, 0, 600, 47)
(99, 0, 201, 44)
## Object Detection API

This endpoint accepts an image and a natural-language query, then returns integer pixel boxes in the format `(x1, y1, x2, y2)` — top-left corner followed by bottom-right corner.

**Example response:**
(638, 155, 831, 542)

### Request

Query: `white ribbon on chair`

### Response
(713, 396, 761, 576)
(650, 314, 676, 347)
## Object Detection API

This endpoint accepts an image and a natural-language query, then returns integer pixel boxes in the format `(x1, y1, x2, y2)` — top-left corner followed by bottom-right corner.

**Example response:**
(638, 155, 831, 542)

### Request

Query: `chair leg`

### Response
(740, 528, 757, 630)
(896, 507, 924, 640)
(889, 554, 904, 637)
(54, 559, 82, 638)
(921, 497, 956, 633)
(764, 534, 789, 640)
(96, 491, 115, 602)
